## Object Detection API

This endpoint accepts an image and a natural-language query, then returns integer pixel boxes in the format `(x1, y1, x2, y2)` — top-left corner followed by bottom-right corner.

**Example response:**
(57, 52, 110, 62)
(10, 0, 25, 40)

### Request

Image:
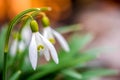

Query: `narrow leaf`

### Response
(9, 70, 22, 80)
(62, 69, 82, 79)
(82, 69, 118, 79)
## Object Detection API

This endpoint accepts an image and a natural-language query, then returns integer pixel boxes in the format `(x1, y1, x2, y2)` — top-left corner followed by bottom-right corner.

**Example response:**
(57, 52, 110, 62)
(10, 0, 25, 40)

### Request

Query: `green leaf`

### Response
(59, 34, 93, 60)
(0, 26, 7, 71)
(82, 69, 118, 79)
(72, 48, 103, 69)
(69, 34, 92, 53)
(56, 24, 82, 34)
(62, 69, 82, 79)
(9, 70, 21, 80)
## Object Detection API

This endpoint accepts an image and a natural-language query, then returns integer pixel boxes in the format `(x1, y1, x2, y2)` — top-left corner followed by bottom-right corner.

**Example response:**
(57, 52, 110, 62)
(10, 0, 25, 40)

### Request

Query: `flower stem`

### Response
(3, 7, 50, 80)
(4, 8, 49, 52)
(3, 52, 7, 80)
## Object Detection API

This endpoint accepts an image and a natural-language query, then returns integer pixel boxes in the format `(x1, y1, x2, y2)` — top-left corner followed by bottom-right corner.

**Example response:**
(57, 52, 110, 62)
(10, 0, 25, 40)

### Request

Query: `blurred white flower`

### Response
(21, 26, 32, 45)
(29, 32, 59, 70)
(43, 27, 70, 52)
(18, 41, 26, 52)
(10, 39, 26, 57)
(10, 39, 18, 57)
(10, 26, 31, 57)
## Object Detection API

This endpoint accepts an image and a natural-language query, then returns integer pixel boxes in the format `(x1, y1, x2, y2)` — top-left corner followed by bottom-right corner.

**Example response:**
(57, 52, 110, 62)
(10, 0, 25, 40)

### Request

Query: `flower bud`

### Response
(30, 20, 39, 32)
(41, 16, 50, 27)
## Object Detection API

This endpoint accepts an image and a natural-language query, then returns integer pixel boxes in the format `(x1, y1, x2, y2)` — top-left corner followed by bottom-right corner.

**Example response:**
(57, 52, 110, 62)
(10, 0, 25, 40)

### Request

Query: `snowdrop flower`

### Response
(43, 27, 70, 52)
(10, 33, 26, 57)
(10, 38, 18, 57)
(21, 26, 32, 45)
(10, 25, 32, 57)
(42, 16, 70, 52)
(10, 39, 26, 57)
(29, 20, 59, 70)
(18, 40, 26, 52)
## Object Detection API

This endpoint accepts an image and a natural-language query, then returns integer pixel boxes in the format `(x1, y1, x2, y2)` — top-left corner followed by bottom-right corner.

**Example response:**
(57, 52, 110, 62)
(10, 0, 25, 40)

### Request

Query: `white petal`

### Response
(37, 32, 59, 64)
(43, 27, 54, 39)
(34, 32, 46, 56)
(35, 32, 50, 61)
(18, 40, 26, 52)
(10, 39, 18, 57)
(43, 28, 48, 38)
(34, 32, 44, 46)
(52, 29, 70, 52)
(29, 34, 38, 70)
(21, 26, 32, 45)
(43, 48, 50, 61)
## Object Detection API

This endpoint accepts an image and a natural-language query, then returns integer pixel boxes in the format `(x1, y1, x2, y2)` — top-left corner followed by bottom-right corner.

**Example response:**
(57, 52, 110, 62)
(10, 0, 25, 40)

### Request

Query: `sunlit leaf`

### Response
(56, 24, 82, 34)
(0, 26, 7, 71)
(62, 69, 82, 79)
(82, 69, 118, 79)
(9, 70, 21, 80)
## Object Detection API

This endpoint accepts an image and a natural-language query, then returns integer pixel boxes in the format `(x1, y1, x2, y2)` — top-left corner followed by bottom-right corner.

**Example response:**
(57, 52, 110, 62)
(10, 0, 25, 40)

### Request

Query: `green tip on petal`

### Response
(37, 45, 44, 52)
(30, 20, 39, 32)
(49, 38, 56, 44)
(41, 16, 50, 27)
(12, 32, 22, 41)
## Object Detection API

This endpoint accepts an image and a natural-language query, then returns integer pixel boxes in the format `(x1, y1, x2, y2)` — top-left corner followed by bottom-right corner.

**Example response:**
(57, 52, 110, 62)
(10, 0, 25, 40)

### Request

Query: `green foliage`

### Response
(0, 26, 7, 71)
(9, 70, 21, 80)
(0, 25, 118, 80)
(62, 69, 82, 79)
(82, 69, 118, 80)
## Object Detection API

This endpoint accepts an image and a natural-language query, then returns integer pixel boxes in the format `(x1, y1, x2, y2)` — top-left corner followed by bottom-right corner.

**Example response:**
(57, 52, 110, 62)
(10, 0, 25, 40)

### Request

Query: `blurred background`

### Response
(1, 0, 120, 80)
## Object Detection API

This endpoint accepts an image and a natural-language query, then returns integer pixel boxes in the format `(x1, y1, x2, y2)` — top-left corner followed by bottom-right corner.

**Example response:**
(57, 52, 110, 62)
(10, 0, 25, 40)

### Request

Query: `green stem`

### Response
(3, 52, 7, 80)
(4, 7, 49, 52)
(3, 7, 50, 80)
(19, 11, 39, 34)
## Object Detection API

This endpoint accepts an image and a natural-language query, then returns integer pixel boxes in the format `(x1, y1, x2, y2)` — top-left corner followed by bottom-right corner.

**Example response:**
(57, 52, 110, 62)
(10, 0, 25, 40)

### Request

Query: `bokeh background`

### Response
(1, 0, 120, 80)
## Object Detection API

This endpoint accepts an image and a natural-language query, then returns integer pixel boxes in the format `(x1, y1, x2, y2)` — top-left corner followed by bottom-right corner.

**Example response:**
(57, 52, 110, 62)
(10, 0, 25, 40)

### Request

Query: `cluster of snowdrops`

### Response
(9, 8, 69, 70)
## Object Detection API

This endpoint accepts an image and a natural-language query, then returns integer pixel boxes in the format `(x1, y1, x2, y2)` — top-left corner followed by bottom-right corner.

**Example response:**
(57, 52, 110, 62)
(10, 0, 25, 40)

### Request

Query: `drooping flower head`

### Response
(10, 32, 26, 57)
(41, 15, 70, 52)
(29, 20, 59, 70)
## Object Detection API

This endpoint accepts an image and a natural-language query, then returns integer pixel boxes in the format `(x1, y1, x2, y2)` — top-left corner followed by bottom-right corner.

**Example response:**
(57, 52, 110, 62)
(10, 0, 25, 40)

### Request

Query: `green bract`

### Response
(41, 16, 50, 27)
(30, 20, 39, 32)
